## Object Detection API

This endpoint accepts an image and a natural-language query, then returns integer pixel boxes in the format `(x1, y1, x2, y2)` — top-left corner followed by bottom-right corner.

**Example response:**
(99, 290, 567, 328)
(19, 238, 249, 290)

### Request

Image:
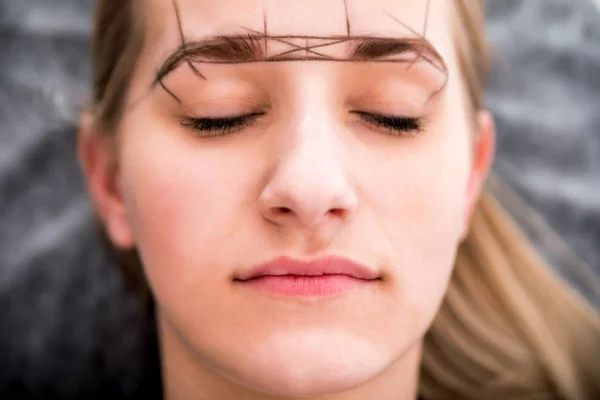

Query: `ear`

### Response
(78, 113, 135, 249)
(461, 110, 496, 240)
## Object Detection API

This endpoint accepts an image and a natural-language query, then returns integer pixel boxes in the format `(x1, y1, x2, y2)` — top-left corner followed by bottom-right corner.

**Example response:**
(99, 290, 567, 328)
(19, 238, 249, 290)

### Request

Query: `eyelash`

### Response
(351, 111, 424, 136)
(181, 113, 263, 137)
(181, 112, 423, 137)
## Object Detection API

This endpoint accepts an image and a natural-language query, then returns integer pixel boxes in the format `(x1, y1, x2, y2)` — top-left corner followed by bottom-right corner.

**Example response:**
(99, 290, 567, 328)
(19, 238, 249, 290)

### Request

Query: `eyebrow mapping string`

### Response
(173, 0, 206, 81)
(409, 0, 432, 70)
(155, 0, 448, 104)
(263, 0, 269, 54)
(343, 0, 352, 36)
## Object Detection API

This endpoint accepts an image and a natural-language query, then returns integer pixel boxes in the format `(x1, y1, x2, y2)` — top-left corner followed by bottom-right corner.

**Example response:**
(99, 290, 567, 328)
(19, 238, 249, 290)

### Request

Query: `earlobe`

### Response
(78, 114, 136, 249)
(461, 110, 496, 240)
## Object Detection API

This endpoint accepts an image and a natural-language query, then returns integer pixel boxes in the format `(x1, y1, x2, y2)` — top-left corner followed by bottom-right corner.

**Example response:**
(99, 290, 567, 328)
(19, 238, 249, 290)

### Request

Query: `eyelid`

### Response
(181, 110, 424, 137)
(178, 97, 268, 118)
(348, 93, 427, 118)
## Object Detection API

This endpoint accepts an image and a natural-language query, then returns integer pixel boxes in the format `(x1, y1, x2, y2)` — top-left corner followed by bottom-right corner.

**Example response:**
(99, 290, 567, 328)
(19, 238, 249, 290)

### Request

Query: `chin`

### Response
(220, 330, 391, 397)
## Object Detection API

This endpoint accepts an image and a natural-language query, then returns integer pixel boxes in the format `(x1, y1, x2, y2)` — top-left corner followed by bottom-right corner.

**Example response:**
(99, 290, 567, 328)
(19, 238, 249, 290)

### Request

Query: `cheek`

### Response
(117, 124, 253, 297)
(365, 116, 472, 317)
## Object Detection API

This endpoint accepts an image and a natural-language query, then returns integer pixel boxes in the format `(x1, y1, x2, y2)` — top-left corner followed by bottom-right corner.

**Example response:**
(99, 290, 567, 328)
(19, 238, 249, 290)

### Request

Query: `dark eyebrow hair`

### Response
(153, 34, 448, 87)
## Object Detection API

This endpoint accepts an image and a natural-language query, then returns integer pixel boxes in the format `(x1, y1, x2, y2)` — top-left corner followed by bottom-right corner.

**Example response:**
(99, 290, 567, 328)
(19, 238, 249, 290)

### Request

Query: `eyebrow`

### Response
(153, 34, 448, 86)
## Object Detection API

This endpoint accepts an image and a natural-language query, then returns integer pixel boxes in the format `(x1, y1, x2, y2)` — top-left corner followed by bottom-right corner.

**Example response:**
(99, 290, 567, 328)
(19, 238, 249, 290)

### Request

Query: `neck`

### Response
(158, 312, 422, 400)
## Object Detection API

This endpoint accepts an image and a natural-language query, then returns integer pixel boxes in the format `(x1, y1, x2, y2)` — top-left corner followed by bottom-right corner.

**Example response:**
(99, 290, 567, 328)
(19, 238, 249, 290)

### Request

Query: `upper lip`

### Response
(234, 256, 381, 281)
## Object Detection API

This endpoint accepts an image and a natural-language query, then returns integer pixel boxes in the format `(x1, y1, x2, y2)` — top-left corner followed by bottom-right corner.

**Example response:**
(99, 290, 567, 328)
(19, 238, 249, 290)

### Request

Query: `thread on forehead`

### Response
(343, 0, 351, 35)
(272, 38, 349, 59)
(172, 0, 206, 81)
(423, 0, 431, 36)
(165, 3, 436, 67)
(240, 26, 338, 60)
(409, 0, 431, 71)
(263, 0, 269, 54)
(156, 34, 446, 67)
(420, 0, 432, 64)
(157, 0, 446, 103)
(384, 10, 423, 39)
(382, 0, 432, 72)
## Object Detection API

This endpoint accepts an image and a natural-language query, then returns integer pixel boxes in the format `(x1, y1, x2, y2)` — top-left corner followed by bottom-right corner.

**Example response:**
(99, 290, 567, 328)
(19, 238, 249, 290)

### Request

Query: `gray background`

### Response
(0, 0, 599, 398)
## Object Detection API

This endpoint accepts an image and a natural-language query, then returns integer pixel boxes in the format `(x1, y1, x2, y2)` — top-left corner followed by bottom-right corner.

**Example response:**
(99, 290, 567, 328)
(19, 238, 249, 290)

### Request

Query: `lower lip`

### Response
(238, 274, 371, 297)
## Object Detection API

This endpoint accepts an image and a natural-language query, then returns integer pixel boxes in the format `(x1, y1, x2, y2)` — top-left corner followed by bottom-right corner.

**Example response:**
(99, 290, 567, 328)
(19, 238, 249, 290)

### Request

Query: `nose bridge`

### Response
(290, 111, 337, 170)
(279, 69, 347, 184)
(280, 109, 347, 201)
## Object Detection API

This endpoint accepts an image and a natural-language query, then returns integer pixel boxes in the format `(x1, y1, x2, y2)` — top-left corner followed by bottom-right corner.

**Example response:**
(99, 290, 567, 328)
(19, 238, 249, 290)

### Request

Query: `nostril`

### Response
(273, 207, 292, 215)
(329, 208, 347, 218)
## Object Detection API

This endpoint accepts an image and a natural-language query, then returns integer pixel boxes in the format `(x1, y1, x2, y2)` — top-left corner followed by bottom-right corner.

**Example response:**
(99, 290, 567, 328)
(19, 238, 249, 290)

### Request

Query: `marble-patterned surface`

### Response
(0, 0, 599, 398)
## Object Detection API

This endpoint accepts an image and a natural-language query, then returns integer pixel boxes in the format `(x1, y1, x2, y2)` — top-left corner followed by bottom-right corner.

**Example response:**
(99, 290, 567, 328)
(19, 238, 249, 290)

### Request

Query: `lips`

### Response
(233, 257, 380, 297)
(234, 256, 380, 282)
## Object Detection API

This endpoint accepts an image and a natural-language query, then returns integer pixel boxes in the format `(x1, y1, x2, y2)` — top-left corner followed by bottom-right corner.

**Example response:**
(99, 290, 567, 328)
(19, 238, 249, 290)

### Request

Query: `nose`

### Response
(258, 113, 357, 231)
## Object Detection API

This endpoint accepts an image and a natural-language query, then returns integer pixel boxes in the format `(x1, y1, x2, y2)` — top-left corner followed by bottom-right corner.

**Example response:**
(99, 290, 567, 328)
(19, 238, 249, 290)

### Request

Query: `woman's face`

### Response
(88, 0, 493, 397)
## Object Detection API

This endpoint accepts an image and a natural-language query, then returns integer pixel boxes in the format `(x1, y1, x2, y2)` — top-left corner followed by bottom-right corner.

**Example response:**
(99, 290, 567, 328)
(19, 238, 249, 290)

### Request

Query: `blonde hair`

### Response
(88, 1, 600, 398)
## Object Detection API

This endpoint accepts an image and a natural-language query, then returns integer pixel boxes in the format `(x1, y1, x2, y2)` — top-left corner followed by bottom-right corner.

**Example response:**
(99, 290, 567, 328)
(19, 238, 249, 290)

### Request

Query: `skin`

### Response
(79, 0, 495, 398)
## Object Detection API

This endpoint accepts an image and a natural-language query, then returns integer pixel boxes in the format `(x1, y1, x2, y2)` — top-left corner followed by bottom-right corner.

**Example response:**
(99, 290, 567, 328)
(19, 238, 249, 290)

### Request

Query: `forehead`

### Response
(146, 0, 456, 61)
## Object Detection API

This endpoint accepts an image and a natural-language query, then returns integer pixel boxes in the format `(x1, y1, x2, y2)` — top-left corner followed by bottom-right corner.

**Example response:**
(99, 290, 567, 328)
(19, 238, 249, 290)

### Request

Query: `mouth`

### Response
(233, 256, 381, 297)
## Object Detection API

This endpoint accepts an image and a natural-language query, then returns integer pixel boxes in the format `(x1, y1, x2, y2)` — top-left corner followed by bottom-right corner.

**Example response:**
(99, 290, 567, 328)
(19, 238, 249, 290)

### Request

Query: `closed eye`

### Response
(352, 111, 424, 136)
(181, 112, 264, 137)
(181, 111, 422, 137)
